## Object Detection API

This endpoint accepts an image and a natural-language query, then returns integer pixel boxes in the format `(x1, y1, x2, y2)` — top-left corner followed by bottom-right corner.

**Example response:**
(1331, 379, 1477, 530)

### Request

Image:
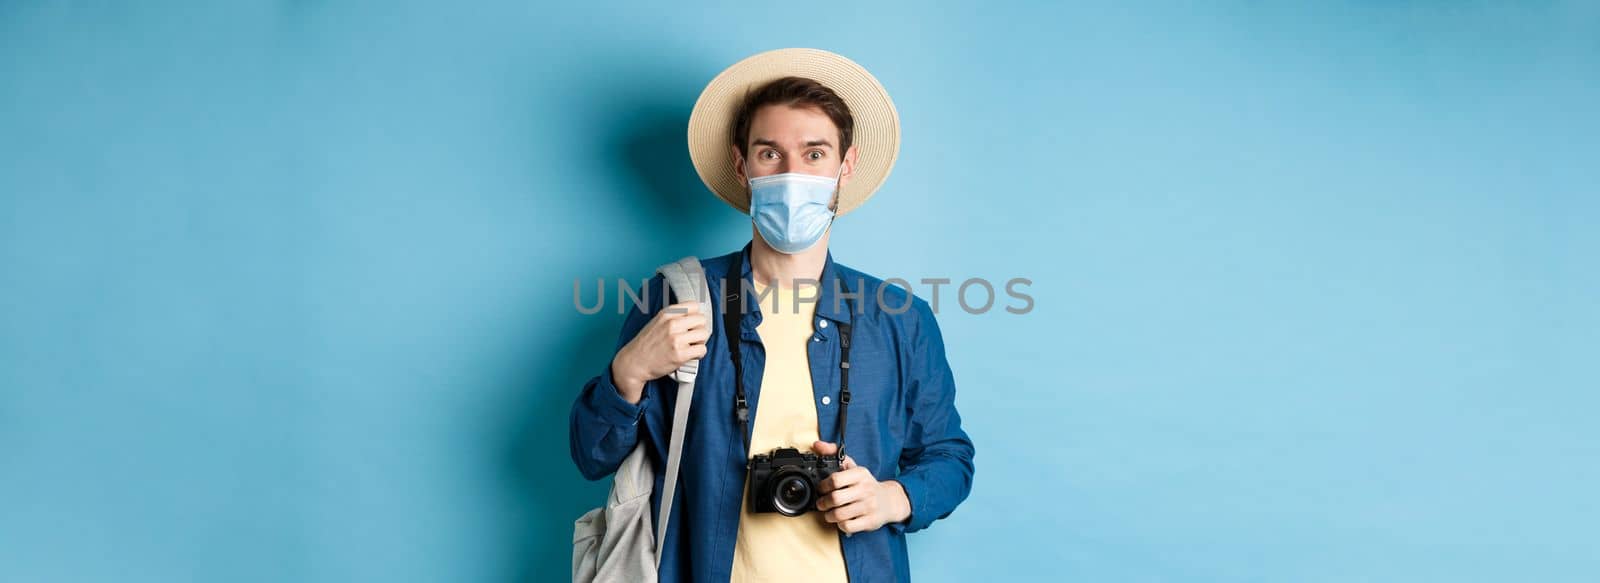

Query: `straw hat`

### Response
(687, 48, 900, 216)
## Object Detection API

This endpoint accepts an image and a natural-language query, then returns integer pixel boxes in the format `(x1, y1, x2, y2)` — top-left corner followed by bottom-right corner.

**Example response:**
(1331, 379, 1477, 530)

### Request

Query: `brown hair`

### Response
(730, 76, 855, 157)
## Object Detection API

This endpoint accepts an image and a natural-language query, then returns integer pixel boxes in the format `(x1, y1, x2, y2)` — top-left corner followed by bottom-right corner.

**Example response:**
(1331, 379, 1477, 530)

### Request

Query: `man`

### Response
(569, 48, 975, 582)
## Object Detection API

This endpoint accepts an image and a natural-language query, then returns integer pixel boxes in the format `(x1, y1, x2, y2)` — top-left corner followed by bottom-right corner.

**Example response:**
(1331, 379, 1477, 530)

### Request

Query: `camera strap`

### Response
(722, 252, 854, 458)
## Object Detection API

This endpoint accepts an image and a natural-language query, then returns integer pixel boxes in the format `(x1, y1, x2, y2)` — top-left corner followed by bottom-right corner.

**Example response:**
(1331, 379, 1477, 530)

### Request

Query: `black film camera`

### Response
(747, 447, 844, 516)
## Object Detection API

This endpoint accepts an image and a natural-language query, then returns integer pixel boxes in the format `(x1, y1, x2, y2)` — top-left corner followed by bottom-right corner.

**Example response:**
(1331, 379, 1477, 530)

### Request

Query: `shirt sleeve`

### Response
(891, 298, 977, 533)
(569, 273, 669, 481)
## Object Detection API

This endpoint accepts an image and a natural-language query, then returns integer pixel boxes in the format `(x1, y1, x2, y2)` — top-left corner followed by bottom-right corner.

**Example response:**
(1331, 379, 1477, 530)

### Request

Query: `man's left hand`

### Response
(812, 440, 911, 534)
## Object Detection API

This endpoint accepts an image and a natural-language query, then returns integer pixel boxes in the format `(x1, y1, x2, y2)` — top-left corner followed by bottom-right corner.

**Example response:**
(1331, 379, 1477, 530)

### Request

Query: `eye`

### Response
(760, 149, 779, 160)
(806, 150, 824, 161)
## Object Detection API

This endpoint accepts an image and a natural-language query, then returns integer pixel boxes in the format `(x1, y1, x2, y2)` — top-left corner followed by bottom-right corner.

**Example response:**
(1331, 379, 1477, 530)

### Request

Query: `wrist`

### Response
(883, 480, 912, 524)
(609, 357, 644, 404)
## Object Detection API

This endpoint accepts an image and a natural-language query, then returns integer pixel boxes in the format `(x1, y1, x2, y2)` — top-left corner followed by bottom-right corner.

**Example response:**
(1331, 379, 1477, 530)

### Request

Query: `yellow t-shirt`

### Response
(729, 278, 848, 583)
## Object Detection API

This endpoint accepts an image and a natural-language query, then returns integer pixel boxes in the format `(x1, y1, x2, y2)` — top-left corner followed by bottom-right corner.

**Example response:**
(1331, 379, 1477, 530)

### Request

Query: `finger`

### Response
(826, 500, 872, 525)
(825, 501, 868, 524)
(840, 454, 856, 470)
(819, 467, 870, 494)
(677, 343, 706, 361)
(816, 486, 848, 511)
(839, 514, 878, 534)
(821, 467, 869, 494)
(662, 301, 700, 316)
(682, 314, 710, 332)
(817, 483, 867, 512)
(680, 326, 711, 345)
(669, 313, 709, 334)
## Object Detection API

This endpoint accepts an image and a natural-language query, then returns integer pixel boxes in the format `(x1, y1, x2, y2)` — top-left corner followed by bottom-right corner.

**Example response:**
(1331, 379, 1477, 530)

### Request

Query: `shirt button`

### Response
(822, 395, 831, 405)
(818, 319, 828, 329)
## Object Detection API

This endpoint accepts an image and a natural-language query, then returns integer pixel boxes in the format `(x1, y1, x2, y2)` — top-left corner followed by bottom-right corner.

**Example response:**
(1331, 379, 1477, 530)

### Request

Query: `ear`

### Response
(838, 145, 860, 189)
(828, 145, 860, 213)
(731, 145, 747, 185)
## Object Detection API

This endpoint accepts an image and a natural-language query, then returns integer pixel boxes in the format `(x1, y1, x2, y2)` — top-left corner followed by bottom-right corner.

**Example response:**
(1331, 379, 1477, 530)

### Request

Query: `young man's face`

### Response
(732, 104, 858, 201)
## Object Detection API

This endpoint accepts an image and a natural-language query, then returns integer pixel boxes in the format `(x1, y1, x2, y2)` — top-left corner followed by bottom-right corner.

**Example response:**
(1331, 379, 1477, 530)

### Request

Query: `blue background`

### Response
(2, 2, 1596, 581)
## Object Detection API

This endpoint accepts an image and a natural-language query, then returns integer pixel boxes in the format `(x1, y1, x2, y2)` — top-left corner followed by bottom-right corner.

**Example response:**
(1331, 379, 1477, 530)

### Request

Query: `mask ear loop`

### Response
(826, 160, 847, 213)
(820, 160, 847, 237)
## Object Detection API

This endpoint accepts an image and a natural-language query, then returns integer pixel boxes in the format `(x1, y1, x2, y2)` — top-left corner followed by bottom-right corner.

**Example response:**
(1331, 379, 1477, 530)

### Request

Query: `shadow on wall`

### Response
(493, 57, 732, 583)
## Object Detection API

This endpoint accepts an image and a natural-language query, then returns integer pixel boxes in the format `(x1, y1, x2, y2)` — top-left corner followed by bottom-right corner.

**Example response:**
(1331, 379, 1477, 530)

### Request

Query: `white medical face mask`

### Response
(748, 164, 844, 254)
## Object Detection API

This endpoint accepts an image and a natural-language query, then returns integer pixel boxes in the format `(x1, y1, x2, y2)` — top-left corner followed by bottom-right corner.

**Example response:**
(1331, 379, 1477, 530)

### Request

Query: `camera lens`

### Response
(771, 472, 813, 516)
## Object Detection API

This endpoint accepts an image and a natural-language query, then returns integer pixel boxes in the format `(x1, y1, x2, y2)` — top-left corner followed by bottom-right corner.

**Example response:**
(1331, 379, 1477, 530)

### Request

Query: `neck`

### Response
(749, 227, 829, 288)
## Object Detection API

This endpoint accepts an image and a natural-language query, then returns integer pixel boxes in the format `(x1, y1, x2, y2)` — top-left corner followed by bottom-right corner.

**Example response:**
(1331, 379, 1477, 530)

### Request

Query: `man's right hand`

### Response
(610, 301, 710, 404)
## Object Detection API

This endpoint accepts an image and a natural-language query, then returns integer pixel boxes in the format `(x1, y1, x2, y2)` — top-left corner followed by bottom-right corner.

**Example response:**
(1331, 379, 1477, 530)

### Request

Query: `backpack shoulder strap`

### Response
(656, 256, 713, 328)
(651, 255, 709, 569)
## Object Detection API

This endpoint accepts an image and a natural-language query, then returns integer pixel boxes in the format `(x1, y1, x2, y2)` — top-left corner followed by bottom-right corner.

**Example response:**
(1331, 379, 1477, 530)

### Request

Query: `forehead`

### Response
(747, 104, 840, 146)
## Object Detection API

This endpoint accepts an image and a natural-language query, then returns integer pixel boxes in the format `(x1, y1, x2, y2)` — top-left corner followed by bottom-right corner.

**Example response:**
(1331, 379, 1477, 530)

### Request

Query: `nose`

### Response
(776, 159, 793, 174)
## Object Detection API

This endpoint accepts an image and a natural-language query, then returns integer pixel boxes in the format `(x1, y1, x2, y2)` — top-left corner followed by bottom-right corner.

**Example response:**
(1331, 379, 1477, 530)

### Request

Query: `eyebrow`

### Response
(751, 138, 835, 150)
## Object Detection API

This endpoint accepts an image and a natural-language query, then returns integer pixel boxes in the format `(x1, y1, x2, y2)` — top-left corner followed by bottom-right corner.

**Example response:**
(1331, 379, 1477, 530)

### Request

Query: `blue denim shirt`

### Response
(569, 243, 976, 582)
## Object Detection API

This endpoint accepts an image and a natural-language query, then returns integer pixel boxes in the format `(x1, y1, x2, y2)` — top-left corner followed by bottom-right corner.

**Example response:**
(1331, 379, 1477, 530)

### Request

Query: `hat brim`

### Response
(687, 48, 900, 217)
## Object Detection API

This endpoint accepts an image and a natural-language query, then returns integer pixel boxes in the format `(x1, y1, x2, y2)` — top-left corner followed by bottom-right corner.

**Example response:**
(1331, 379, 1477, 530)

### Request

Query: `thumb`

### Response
(813, 441, 856, 469)
(812, 440, 838, 456)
